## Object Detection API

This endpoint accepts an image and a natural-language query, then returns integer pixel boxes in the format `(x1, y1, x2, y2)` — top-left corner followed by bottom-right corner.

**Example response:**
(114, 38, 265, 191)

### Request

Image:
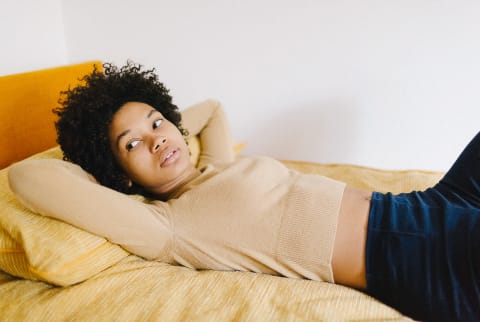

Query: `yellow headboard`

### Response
(0, 61, 102, 169)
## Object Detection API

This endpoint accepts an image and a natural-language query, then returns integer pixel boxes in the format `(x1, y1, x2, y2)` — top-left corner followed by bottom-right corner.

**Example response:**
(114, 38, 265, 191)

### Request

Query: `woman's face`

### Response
(108, 101, 195, 196)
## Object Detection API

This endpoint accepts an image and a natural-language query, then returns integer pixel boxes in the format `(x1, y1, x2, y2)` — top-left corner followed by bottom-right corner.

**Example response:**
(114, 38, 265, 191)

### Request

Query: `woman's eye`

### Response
(153, 119, 163, 129)
(126, 140, 140, 151)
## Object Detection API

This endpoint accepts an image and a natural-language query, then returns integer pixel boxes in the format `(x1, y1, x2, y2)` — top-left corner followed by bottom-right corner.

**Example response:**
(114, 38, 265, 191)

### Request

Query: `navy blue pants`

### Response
(366, 131, 480, 322)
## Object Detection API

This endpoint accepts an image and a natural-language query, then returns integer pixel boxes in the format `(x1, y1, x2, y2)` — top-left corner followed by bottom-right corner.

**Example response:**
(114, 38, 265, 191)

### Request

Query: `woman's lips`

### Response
(160, 148, 180, 167)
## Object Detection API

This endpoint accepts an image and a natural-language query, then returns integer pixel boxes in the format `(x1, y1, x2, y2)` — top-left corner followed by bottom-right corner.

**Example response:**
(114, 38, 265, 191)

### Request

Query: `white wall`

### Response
(0, 0, 67, 75)
(9, 0, 480, 171)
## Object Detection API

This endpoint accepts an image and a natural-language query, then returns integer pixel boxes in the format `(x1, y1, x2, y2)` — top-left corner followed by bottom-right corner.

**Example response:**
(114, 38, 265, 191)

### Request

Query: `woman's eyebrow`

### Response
(147, 109, 158, 118)
(116, 130, 130, 150)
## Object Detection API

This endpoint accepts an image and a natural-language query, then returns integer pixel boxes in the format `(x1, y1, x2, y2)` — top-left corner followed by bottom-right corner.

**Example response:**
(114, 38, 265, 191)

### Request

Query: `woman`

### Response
(8, 62, 479, 321)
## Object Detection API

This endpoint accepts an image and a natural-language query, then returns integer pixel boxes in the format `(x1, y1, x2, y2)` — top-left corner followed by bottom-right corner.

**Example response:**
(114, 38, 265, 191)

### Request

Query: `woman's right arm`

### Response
(8, 158, 172, 260)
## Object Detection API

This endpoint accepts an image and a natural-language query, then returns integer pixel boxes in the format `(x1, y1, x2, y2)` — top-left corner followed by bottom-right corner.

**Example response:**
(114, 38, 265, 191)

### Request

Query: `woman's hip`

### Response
(365, 189, 480, 322)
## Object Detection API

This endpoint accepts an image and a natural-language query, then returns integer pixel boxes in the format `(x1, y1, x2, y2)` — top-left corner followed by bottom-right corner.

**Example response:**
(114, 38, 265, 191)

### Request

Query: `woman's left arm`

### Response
(181, 99, 235, 168)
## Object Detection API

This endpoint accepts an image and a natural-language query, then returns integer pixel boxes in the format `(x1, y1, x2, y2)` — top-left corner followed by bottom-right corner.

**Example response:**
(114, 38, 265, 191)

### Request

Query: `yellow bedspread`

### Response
(0, 255, 409, 321)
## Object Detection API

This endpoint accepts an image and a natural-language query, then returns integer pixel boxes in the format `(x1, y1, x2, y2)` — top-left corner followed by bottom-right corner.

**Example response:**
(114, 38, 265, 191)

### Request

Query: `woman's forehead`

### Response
(113, 102, 162, 123)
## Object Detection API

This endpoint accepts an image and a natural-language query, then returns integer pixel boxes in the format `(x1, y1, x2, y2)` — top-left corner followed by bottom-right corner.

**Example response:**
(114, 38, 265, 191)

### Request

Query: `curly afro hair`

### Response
(54, 61, 187, 196)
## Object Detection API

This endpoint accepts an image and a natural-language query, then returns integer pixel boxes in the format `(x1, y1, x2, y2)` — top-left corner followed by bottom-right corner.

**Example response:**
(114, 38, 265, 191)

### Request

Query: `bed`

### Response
(0, 61, 443, 321)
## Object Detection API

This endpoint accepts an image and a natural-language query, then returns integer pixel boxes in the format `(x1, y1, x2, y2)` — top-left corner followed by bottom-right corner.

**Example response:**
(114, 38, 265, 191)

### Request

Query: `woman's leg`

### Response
(366, 131, 480, 321)
(418, 130, 480, 320)
(438, 130, 480, 207)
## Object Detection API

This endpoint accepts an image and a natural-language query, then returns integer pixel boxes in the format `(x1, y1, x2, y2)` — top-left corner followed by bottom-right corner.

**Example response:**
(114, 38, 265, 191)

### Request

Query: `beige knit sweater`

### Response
(8, 99, 346, 283)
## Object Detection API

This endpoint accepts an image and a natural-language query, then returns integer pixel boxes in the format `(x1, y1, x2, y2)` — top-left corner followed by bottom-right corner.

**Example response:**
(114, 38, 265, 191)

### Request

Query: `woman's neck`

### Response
(153, 166, 202, 200)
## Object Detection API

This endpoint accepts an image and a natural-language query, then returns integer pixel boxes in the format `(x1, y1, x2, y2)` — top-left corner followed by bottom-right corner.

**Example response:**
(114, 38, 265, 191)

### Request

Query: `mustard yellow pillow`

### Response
(0, 147, 129, 286)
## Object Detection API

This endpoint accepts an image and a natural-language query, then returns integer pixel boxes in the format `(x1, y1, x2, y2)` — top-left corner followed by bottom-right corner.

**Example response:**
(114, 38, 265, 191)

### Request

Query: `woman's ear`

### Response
(122, 174, 133, 189)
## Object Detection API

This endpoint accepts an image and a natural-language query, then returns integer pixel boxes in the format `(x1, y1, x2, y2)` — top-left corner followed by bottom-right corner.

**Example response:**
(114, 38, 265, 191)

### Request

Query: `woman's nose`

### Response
(151, 136, 167, 152)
